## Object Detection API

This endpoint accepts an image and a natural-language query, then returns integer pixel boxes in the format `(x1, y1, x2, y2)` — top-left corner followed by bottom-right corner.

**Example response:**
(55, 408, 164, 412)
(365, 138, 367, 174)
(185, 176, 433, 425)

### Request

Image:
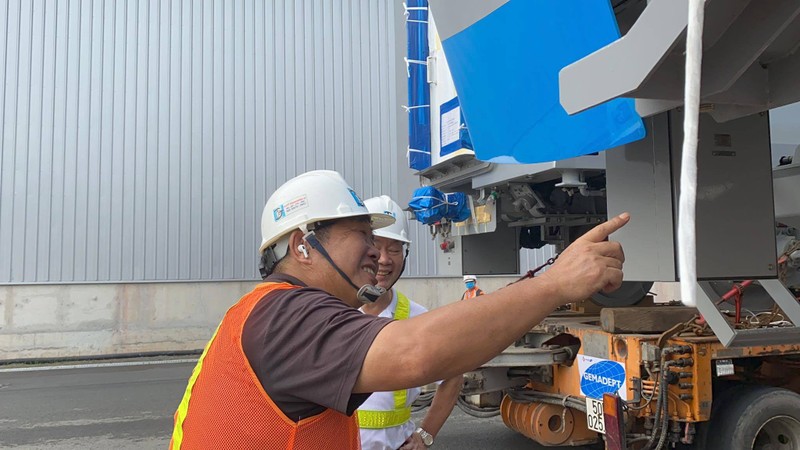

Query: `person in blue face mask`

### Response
(460, 275, 484, 300)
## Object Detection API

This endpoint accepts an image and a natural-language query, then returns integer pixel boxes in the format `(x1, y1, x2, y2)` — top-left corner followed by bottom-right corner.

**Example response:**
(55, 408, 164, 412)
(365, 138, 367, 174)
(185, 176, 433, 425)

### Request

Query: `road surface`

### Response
(0, 359, 593, 449)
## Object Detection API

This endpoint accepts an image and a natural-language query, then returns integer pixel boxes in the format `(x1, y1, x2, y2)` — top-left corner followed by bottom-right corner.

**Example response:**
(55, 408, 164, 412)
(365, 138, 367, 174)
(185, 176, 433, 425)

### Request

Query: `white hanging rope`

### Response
(401, 104, 430, 112)
(409, 195, 458, 210)
(402, 3, 429, 17)
(403, 57, 428, 78)
(678, 0, 705, 307)
(402, 3, 429, 23)
(404, 58, 428, 65)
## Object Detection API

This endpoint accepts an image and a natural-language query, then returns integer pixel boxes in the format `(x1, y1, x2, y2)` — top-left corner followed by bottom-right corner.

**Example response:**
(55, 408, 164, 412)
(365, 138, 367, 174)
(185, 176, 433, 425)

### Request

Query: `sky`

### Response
(769, 102, 800, 166)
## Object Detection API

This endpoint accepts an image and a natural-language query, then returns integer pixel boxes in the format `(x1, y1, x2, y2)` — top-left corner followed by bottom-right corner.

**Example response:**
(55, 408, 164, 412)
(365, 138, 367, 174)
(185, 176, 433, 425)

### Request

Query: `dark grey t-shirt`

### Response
(241, 273, 393, 422)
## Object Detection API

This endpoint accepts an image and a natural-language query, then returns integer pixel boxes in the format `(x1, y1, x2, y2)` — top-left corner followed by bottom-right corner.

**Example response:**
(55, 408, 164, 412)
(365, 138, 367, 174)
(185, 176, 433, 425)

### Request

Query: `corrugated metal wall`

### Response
(0, 0, 416, 283)
(520, 245, 557, 272)
(0, 0, 547, 284)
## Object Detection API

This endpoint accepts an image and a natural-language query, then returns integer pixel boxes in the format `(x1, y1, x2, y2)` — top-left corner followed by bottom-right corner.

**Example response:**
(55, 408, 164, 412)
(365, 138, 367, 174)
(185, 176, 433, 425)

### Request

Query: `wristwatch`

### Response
(415, 427, 434, 447)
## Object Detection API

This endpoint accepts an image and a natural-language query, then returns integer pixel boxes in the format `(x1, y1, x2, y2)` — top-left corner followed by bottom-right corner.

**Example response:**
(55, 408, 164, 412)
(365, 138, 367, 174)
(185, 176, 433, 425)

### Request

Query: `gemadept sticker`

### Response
(273, 195, 308, 222)
(578, 354, 627, 400)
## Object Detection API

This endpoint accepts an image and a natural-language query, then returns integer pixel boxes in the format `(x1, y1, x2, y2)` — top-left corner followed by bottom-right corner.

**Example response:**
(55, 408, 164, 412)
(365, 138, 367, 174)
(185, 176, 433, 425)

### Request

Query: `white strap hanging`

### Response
(410, 195, 457, 209)
(402, 3, 429, 15)
(403, 57, 428, 78)
(678, 0, 706, 307)
(401, 104, 430, 112)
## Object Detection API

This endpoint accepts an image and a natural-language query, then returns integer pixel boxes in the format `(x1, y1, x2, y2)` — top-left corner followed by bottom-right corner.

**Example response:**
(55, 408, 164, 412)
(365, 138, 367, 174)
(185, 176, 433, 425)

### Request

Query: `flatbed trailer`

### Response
(465, 305, 800, 448)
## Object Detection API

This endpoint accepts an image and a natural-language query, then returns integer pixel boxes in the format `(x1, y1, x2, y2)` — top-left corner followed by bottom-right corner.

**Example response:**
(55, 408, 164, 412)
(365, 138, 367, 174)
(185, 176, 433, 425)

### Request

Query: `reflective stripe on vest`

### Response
(170, 282, 361, 450)
(357, 292, 413, 429)
(462, 287, 483, 300)
(171, 322, 222, 449)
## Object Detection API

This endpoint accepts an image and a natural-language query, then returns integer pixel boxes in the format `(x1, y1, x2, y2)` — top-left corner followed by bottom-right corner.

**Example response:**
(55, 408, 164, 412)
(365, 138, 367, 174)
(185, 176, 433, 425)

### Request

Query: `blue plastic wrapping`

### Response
(444, 192, 471, 222)
(439, 0, 646, 164)
(409, 187, 471, 224)
(407, 0, 431, 171)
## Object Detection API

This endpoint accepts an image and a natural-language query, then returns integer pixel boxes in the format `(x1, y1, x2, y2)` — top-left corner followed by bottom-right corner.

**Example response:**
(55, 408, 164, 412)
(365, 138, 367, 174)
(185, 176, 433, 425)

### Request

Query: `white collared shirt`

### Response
(358, 289, 429, 450)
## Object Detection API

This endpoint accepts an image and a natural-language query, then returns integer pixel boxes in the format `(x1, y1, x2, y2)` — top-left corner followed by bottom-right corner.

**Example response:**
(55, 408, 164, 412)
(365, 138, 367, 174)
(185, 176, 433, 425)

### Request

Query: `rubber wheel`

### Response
(590, 281, 653, 307)
(700, 385, 800, 450)
(689, 383, 752, 449)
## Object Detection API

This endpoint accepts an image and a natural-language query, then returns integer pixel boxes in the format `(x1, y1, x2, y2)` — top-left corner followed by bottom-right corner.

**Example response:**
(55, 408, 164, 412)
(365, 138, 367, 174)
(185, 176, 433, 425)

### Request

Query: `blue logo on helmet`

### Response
(580, 360, 626, 399)
(348, 189, 365, 207)
(273, 205, 286, 221)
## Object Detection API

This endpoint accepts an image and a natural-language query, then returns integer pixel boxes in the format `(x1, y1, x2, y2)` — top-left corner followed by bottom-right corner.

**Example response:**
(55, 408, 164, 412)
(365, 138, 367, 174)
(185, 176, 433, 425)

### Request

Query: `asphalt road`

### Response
(0, 360, 593, 449)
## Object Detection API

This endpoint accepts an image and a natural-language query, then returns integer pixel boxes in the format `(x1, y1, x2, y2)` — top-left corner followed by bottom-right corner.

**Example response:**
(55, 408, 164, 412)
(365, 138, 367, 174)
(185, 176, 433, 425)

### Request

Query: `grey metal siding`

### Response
(0, 0, 422, 283)
(406, 220, 435, 277)
(0, 0, 545, 283)
(520, 245, 557, 274)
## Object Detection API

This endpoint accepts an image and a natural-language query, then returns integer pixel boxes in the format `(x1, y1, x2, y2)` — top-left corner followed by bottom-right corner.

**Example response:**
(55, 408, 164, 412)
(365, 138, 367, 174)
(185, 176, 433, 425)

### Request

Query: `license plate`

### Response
(585, 397, 606, 434)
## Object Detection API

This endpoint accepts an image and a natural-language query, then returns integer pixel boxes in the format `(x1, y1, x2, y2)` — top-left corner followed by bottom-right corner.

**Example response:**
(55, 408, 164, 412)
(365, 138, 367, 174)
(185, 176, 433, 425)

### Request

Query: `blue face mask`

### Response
(465, 281, 476, 290)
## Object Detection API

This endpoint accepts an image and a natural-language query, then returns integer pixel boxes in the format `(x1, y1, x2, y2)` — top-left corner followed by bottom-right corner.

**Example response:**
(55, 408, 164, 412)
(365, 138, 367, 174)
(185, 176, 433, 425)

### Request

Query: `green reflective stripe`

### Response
(357, 408, 412, 429)
(395, 292, 411, 320)
(170, 323, 221, 450)
(393, 386, 408, 411)
(394, 293, 411, 411)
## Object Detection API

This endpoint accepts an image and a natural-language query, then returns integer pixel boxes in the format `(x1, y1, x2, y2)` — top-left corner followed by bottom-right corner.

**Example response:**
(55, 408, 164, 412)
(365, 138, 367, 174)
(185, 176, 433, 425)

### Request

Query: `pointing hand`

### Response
(539, 213, 630, 303)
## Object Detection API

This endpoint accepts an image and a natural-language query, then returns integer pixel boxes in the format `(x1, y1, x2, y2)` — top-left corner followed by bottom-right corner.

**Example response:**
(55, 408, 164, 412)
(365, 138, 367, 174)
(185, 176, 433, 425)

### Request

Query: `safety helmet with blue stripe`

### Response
(260, 170, 395, 262)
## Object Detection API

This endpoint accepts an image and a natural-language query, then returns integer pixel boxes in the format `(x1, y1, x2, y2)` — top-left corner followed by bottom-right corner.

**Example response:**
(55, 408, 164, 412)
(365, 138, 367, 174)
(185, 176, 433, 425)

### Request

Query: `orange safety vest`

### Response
(170, 282, 361, 450)
(461, 287, 484, 300)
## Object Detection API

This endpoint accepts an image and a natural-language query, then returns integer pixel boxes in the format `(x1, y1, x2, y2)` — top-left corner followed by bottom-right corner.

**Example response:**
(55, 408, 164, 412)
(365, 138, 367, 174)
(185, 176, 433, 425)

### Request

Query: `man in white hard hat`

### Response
(357, 196, 462, 450)
(171, 169, 630, 450)
(460, 275, 484, 300)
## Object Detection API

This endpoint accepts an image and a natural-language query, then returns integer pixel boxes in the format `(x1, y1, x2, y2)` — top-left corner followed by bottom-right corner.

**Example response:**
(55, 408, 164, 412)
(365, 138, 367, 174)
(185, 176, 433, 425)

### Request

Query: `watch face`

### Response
(420, 431, 433, 446)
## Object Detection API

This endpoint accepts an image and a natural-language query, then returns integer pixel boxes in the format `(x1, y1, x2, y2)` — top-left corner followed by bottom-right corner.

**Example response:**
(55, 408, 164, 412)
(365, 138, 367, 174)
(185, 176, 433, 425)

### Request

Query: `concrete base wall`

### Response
(0, 282, 256, 360)
(395, 276, 520, 309)
(0, 277, 519, 361)
(0, 278, 681, 361)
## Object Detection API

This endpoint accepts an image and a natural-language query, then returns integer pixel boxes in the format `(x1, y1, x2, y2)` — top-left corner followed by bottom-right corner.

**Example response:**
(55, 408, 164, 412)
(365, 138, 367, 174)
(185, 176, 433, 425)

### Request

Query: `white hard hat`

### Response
(259, 170, 395, 255)
(364, 195, 412, 244)
(463, 275, 477, 282)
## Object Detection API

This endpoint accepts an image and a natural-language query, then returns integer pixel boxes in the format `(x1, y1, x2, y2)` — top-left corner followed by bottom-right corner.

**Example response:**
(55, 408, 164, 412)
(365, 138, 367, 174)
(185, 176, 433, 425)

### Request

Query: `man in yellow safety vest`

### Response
(358, 196, 462, 450)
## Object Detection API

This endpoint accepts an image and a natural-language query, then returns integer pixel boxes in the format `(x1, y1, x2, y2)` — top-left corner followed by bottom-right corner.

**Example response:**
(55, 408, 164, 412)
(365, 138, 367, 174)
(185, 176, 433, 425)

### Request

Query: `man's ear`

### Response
(287, 230, 313, 265)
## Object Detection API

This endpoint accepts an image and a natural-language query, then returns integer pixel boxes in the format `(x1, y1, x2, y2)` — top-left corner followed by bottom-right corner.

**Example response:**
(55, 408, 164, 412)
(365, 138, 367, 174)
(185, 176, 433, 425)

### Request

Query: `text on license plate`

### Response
(585, 397, 605, 434)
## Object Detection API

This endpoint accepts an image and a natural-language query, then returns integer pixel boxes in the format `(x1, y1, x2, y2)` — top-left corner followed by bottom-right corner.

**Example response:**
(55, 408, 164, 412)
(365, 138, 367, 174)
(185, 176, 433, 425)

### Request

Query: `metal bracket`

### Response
(559, 0, 689, 115)
(560, 0, 800, 117)
(462, 367, 528, 395)
(482, 345, 572, 367)
(696, 280, 800, 347)
(417, 154, 492, 191)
